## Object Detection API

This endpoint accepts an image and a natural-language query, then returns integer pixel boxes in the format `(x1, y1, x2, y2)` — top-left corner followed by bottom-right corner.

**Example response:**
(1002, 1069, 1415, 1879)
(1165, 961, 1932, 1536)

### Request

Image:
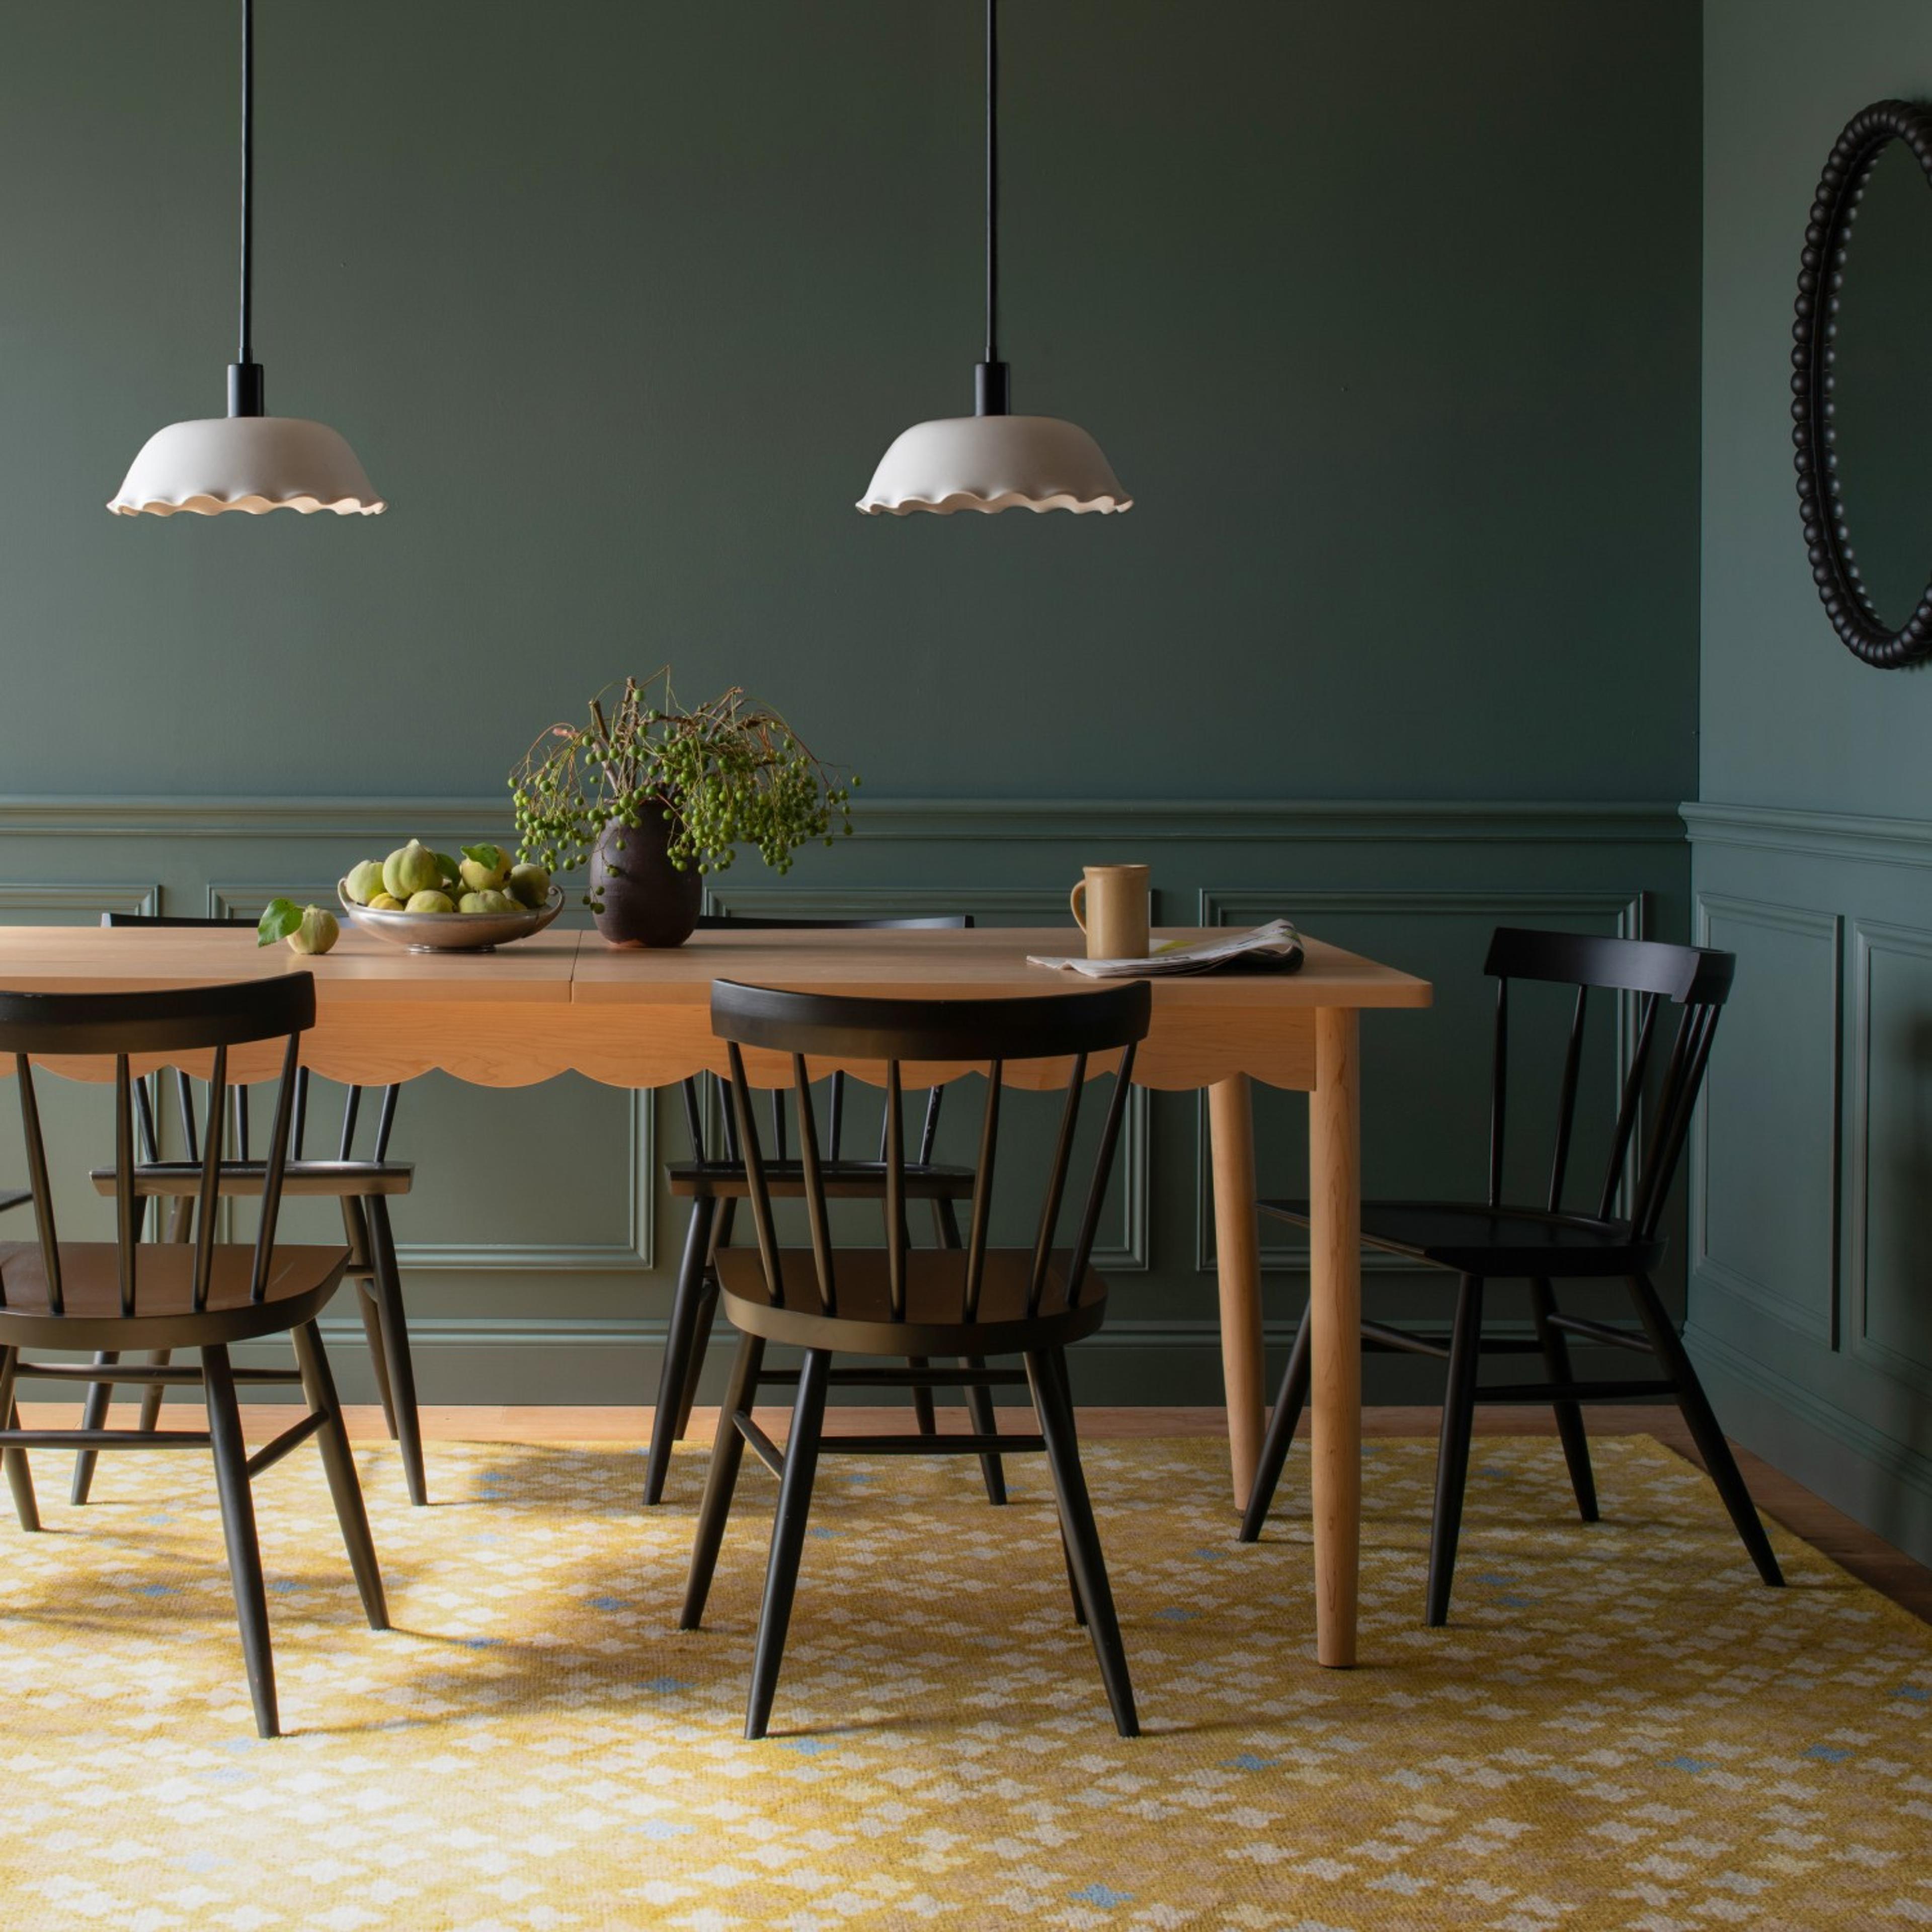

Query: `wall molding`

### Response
(1684, 799, 1932, 870)
(1846, 918, 1932, 1397)
(1686, 1317, 1932, 1513)
(0, 795, 1688, 845)
(1689, 892, 1842, 1345)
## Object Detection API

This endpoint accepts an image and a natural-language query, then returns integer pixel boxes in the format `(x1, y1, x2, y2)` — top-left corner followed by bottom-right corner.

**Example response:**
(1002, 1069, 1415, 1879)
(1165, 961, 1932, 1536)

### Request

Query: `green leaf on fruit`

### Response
(257, 899, 304, 947)
(434, 851, 460, 884)
(461, 843, 505, 869)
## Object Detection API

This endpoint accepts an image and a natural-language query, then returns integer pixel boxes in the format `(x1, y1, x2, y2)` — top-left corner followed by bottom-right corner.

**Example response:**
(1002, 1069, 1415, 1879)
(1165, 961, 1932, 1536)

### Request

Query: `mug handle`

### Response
(1069, 880, 1088, 933)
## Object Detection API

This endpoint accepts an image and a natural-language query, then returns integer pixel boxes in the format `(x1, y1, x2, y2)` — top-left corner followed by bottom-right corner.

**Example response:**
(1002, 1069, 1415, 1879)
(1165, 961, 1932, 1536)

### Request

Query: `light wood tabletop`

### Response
(0, 920, 1430, 1667)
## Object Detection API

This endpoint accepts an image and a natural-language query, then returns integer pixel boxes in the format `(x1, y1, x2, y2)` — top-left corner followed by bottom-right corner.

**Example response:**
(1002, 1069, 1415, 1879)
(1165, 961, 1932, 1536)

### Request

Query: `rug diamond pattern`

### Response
(0, 1432, 1924, 1930)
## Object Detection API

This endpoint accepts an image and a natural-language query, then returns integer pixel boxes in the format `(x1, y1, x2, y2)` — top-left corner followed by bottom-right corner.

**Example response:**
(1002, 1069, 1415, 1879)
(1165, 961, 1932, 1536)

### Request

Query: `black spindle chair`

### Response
(1240, 927, 1783, 1623)
(0, 973, 387, 1737)
(646, 913, 993, 1508)
(72, 911, 425, 1506)
(680, 976, 1150, 1742)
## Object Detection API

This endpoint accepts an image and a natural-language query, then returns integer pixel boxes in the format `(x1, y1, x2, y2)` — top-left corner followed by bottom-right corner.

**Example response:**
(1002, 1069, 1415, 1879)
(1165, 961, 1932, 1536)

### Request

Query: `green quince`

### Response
(508, 862, 551, 909)
(384, 840, 442, 900)
(406, 889, 456, 914)
(345, 859, 386, 906)
(287, 907, 340, 955)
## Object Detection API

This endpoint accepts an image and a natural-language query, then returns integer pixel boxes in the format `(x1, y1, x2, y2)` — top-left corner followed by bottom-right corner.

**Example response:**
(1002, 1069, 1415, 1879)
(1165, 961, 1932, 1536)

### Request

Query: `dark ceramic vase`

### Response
(589, 809, 702, 948)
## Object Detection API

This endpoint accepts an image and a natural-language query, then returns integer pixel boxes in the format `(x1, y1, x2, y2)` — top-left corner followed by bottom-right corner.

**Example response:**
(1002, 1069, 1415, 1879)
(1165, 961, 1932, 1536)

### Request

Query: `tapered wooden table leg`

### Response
(1208, 1073, 1265, 1511)
(1309, 1006, 1361, 1667)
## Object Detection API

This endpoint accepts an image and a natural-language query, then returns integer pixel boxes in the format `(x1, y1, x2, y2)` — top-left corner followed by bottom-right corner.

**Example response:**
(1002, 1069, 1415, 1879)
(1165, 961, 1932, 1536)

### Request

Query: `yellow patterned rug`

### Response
(0, 1430, 1924, 1931)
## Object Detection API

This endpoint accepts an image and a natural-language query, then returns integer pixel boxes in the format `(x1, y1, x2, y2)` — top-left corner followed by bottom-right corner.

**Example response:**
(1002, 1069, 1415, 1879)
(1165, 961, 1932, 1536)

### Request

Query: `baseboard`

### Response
(1686, 1319, 1932, 1567)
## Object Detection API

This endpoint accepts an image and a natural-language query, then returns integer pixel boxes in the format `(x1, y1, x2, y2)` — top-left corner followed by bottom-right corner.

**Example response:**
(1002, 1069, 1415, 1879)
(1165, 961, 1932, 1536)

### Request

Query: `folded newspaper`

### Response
(1028, 918, 1305, 980)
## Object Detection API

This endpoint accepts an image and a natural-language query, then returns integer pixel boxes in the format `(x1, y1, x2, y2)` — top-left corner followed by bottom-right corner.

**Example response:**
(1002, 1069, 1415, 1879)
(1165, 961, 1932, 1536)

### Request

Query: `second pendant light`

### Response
(858, 0, 1131, 517)
(109, 0, 383, 519)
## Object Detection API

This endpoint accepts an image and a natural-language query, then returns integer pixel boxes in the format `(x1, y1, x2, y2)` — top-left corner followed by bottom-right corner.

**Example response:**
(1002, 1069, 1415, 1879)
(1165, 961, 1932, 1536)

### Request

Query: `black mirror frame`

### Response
(1793, 99, 1932, 669)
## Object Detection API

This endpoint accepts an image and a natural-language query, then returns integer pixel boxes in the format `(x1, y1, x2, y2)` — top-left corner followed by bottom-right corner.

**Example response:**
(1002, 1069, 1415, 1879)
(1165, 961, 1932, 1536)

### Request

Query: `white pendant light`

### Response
(109, 0, 383, 518)
(858, 0, 1130, 517)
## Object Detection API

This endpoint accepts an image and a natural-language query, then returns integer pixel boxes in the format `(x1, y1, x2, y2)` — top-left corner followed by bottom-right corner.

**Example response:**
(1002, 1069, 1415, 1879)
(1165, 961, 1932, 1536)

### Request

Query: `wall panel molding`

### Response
(1690, 892, 1841, 1344)
(1684, 800, 1932, 870)
(1847, 919, 1932, 1397)
(0, 795, 1687, 845)
(0, 794, 1687, 1403)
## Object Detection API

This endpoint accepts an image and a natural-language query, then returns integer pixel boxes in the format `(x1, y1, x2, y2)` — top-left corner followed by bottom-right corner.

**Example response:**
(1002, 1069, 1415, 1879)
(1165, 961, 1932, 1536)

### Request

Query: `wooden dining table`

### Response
(0, 920, 1429, 1667)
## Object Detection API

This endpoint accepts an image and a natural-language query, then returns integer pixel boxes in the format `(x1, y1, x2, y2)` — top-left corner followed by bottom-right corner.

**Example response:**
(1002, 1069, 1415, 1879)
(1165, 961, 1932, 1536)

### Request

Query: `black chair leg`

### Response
(366, 1198, 427, 1508)
(644, 1196, 716, 1506)
(136, 1349, 170, 1434)
(1425, 1274, 1485, 1629)
(1528, 1275, 1597, 1523)
(1626, 1272, 1784, 1586)
(345, 1197, 398, 1441)
(70, 1349, 120, 1505)
(203, 1344, 279, 1739)
(673, 1279, 719, 1440)
(1239, 1301, 1312, 1543)
(961, 1360, 1007, 1505)
(291, 1321, 389, 1630)
(353, 1284, 398, 1436)
(745, 1346, 831, 1741)
(680, 1332, 765, 1631)
(0, 1351, 39, 1533)
(908, 1358, 939, 1436)
(1027, 1347, 1138, 1738)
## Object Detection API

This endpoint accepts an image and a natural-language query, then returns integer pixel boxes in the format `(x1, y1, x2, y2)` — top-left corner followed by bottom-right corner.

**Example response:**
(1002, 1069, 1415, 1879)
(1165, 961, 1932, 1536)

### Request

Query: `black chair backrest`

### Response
(684, 914, 975, 1167)
(711, 979, 1151, 1321)
(1481, 927, 1735, 1239)
(100, 912, 400, 1166)
(0, 975, 315, 1315)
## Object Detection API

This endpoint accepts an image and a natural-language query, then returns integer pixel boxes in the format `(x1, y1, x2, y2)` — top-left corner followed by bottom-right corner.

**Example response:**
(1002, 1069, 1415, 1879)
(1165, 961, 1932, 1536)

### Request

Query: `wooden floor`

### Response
(19, 1399, 1932, 1627)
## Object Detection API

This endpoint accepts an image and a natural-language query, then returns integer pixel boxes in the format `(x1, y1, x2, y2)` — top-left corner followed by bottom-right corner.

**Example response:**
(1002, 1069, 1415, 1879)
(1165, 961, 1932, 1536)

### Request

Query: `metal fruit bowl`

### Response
(336, 880, 564, 953)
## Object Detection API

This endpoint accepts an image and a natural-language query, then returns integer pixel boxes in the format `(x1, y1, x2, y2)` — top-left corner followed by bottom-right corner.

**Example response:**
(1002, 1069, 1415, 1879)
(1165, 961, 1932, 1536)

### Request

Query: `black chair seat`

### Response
(0, 1241, 349, 1350)
(715, 1246, 1107, 1356)
(89, 1159, 415, 1200)
(668, 1157, 974, 1201)
(1258, 1197, 1664, 1277)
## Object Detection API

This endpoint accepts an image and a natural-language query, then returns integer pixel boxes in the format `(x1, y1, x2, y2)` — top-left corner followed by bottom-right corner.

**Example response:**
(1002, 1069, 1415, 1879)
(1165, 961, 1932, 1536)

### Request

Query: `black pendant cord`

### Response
(974, 0, 1009, 417)
(228, 0, 264, 417)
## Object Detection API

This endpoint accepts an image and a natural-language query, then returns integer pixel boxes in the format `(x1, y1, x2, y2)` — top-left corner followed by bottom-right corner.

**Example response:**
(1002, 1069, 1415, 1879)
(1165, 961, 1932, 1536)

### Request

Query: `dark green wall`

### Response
(0, 0, 1699, 799)
(1693, 0, 1932, 1564)
(0, 3, 1703, 1407)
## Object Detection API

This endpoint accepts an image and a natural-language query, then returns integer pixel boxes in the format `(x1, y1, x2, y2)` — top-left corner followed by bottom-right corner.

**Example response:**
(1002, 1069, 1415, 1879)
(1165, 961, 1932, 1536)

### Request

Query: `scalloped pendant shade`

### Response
(110, 416, 383, 517)
(859, 0, 1129, 519)
(110, 0, 383, 520)
(858, 414, 1129, 515)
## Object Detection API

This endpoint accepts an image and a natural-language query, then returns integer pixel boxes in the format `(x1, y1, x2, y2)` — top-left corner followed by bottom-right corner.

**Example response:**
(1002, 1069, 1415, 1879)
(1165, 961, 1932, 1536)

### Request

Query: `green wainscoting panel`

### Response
(1684, 806, 1932, 1565)
(1849, 922, 1932, 1398)
(1692, 894, 1841, 1347)
(0, 796, 1687, 1409)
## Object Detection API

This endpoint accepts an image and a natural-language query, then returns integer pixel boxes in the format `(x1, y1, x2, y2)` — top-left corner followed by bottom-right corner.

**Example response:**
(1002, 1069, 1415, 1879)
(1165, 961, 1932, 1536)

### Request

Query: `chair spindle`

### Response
(251, 1034, 303, 1303)
(1029, 1053, 1088, 1314)
(1545, 985, 1589, 1213)
(193, 1046, 228, 1315)
(1597, 990, 1661, 1221)
(1488, 978, 1509, 1209)
(792, 1055, 838, 1315)
(16, 1056, 62, 1314)
(725, 1042, 784, 1304)
(884, 1062, 906, 1319)
(114, 1054, 139, 1316)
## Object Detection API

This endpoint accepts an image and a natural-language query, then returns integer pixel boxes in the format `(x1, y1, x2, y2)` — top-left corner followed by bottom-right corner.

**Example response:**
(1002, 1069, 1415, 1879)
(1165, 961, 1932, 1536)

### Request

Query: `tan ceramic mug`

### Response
(1069, 864, 1151, 959)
